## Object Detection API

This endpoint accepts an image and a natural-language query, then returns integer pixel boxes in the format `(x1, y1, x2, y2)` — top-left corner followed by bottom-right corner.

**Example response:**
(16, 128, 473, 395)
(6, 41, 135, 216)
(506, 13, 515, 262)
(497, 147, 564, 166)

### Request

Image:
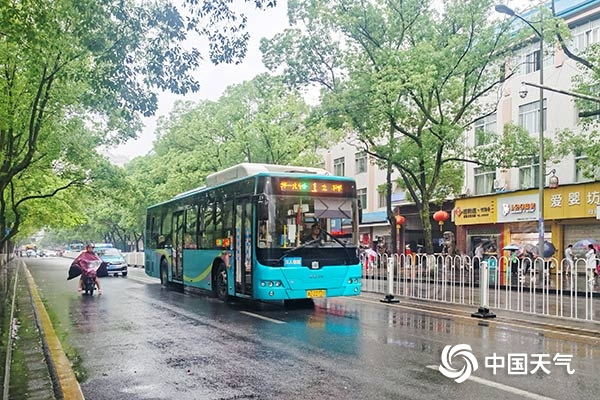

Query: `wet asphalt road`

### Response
(25, 257, 600, 400)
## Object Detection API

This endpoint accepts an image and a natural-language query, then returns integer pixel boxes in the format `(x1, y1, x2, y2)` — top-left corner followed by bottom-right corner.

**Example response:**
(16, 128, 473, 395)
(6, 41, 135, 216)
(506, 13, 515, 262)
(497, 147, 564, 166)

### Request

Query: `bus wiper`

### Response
(321, 230, 347, 248)
(321, 229, 353, 265)
(277, 239, 320, 263)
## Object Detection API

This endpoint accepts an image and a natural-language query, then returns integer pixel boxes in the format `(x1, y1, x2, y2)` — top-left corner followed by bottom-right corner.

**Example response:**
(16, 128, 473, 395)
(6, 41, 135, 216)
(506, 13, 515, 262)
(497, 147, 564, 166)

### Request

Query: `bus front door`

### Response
(234, 200, 253, 296)
(171, 211, 184, 282)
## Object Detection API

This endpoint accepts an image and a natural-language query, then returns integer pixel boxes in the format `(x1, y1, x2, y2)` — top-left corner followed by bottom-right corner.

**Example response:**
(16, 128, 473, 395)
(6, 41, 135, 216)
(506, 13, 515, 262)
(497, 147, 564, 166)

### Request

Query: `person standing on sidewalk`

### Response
(474, 242, 484, 269)
(564, 244, 574, 275)
(585, 244, 596, 284)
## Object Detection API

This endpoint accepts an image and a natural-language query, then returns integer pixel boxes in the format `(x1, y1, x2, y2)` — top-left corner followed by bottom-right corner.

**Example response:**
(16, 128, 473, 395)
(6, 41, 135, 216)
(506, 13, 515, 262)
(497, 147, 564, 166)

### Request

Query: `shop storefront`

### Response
(453, 196, 498, 258)
(454, 181, 600, 262)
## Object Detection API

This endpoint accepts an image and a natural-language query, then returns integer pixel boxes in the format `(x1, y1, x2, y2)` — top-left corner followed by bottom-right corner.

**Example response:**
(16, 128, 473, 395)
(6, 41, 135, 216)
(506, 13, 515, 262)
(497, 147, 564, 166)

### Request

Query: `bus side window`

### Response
(204, 202, 215, 248)
(222, 200, 233, 246)
(185, 205, 198, 249)
(161, 210, 172, 247)
(197, 204, 205, 248)
(147, 214, 159, 249)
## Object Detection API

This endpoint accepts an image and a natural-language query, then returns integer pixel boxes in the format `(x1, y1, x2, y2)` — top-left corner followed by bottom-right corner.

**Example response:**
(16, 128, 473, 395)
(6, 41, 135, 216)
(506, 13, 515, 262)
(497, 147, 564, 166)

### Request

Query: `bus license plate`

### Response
(306, 289, 326, 298)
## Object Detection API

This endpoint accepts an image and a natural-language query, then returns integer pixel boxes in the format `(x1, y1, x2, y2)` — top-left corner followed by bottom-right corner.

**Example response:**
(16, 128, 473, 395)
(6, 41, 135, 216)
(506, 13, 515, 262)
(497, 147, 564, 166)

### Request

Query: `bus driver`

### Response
(303, 223, 325, 243)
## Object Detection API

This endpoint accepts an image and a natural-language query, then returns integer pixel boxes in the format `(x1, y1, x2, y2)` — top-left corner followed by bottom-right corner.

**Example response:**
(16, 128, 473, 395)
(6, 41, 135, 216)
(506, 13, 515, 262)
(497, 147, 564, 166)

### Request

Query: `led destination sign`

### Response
(272, 178, 355, 197)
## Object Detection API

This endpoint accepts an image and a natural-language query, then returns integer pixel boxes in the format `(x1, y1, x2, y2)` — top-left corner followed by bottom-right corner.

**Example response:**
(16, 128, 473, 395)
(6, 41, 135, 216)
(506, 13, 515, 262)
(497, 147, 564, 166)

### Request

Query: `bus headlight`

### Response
(261, 280, 283, 288)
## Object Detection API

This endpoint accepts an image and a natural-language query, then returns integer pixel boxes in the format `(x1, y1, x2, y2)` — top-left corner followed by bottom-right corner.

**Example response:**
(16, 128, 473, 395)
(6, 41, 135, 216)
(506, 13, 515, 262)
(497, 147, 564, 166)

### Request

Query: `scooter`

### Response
(80, 260, 101, 296)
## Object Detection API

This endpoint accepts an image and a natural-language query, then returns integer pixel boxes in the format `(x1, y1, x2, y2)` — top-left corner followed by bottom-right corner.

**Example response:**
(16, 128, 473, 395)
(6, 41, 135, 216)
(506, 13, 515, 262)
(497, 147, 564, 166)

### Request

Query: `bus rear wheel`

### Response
(215, 262, 228, 301)
(160, 259, 169, 289)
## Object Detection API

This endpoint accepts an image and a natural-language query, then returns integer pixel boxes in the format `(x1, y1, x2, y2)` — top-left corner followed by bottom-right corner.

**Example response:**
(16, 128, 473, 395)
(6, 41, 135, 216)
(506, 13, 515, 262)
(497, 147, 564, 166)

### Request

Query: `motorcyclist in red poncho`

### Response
(73, 243, 103, 295)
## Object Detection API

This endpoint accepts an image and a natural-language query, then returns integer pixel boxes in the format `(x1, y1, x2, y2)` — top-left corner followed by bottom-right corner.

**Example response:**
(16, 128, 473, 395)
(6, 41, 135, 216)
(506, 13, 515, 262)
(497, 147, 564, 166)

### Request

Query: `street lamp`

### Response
(496, 4, 545, 260)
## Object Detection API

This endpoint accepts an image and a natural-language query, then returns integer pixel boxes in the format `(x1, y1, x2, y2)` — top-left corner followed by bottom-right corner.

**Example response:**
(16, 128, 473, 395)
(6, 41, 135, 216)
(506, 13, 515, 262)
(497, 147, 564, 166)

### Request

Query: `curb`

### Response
(24, 266, 85, 400)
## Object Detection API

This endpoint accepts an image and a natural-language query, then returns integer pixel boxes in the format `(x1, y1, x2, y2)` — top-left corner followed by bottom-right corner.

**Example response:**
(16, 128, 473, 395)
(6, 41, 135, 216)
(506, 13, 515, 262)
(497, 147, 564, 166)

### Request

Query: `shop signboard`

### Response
(497, 193, 538, 223)
(453, 196, 495, 225)
(545, 182, 600, 219)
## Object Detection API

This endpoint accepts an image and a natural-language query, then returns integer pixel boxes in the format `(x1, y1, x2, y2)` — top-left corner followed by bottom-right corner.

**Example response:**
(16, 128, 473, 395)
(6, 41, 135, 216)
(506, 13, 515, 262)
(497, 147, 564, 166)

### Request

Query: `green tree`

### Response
(148, 74, 336, 200)
(261, 0, 541, 253)
(0, 0, 277, 248)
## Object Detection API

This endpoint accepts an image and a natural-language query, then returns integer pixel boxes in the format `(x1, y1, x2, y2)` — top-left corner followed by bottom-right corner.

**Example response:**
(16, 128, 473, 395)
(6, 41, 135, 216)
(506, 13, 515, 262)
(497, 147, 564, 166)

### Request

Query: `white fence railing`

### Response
(123, 252, 144, 267)
(361, 253, 600, 323)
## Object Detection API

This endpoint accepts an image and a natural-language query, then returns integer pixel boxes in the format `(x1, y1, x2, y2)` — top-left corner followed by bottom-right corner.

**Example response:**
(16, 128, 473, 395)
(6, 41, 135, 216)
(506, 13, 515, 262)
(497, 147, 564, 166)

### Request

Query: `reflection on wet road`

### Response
(26, 258, 600, 400)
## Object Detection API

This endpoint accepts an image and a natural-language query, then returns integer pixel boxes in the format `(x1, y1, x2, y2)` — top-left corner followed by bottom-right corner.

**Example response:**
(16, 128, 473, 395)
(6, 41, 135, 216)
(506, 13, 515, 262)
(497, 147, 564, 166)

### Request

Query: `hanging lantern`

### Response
(433, 210, 449, 231)
(395, 215, 406, 227)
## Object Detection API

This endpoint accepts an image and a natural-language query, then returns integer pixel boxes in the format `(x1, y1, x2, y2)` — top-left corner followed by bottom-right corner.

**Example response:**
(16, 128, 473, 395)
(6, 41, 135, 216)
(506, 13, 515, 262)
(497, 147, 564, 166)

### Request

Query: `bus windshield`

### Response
(257, 194, 356, 250)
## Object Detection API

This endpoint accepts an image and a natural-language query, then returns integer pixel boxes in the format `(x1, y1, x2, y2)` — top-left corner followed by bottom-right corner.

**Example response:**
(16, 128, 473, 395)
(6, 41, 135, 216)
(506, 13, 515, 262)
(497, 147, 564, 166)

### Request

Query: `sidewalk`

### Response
(1, 260, 56, 399)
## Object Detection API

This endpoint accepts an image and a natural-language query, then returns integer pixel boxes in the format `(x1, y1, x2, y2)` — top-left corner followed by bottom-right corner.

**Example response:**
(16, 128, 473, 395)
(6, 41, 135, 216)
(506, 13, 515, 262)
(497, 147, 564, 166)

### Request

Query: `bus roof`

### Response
(152, 163, 347, 208)
(205, 163, 330, 187)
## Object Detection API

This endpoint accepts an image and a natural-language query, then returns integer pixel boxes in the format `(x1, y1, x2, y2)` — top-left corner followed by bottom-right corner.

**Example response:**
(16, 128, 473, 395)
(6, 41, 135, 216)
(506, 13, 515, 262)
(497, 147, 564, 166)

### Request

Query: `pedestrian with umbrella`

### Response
(564, 244, 574, 275)
(585, 244, 598, 284)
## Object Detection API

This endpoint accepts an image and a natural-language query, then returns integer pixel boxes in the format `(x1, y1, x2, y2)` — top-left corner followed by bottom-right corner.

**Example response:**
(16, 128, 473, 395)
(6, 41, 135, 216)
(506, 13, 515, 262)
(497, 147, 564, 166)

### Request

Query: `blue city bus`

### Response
(144, 163, 362, 302)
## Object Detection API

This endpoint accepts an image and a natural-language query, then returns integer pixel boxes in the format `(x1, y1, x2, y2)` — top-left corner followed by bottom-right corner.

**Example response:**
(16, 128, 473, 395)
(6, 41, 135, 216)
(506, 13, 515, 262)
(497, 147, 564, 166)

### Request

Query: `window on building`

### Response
(355, 151, 367, 174)
(378, 191, 386, 208)
(575, 152, 600, 182)
(575, 152, 587, 182)
(474, 113, 497, 146)
(571, 19, 600, 54)
(519, 161, 539, 190)
(333, 157, 345, 176)
(525, 49, 540, 74)
(519, 100, 547, 135)
(357, 188, 367, 210)
(474, 166, 496, 195)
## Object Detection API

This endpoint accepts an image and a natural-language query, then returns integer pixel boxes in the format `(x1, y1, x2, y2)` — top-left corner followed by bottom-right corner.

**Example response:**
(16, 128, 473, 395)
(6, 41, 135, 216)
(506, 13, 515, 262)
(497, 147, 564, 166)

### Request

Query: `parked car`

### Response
(96, 248, 128, 277)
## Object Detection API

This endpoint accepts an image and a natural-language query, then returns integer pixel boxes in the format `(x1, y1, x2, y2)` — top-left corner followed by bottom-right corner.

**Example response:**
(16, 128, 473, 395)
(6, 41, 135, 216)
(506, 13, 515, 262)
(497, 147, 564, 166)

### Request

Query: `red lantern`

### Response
(395, 215, 405, 227)
(433, 210, 449, 231)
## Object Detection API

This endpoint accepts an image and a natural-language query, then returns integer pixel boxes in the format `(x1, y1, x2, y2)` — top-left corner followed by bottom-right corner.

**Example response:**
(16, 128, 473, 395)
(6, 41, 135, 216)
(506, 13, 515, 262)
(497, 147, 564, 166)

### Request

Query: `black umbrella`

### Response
(67, 262, 82, 280)
(539, 241, 556, 258)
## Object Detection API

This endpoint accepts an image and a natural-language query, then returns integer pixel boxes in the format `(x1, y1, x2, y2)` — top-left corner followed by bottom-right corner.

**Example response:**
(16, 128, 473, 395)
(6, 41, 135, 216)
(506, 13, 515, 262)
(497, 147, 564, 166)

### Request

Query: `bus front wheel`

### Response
(160, 259, 169, 289)
(215, 262, 228, 301)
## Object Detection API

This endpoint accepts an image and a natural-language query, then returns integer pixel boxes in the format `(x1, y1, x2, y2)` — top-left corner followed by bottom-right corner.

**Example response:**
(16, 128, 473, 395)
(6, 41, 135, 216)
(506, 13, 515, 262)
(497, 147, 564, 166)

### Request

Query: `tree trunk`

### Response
(420, 201, 434, 254)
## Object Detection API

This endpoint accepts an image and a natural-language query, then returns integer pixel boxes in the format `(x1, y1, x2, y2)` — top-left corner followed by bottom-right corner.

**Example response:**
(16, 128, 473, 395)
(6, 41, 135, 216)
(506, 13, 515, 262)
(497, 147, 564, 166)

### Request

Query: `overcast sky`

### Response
(108, 0, 535, 164)
(108, 1, 290, 163)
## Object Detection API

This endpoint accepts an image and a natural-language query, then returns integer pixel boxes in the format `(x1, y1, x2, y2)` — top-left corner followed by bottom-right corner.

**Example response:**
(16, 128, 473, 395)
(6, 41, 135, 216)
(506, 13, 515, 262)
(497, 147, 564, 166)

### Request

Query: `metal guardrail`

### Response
(361, 253, 600, 322)
(123, 252, 144, 267)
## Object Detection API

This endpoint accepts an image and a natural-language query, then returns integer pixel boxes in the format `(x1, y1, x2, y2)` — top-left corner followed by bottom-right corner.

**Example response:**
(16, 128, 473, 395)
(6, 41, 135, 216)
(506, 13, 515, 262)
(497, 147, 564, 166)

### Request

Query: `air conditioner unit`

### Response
(493, 179, 506, 190)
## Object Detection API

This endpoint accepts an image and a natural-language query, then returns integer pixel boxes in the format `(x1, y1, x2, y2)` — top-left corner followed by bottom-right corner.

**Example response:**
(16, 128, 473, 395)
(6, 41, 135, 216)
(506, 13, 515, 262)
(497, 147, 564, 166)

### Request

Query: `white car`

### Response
(97, 248, 128, 277)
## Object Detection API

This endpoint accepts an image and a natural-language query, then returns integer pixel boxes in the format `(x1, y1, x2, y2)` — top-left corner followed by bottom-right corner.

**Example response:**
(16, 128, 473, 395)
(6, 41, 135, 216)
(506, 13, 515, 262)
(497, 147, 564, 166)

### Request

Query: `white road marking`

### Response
(426, 365, 556, 400)
(240, 311, 285, 324)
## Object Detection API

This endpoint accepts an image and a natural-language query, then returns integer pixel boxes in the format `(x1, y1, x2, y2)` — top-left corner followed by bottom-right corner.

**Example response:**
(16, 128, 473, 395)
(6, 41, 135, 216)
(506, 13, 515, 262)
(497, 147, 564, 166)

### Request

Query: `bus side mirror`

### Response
(257, 194, 269, 220)
(358, 199, 363, 224)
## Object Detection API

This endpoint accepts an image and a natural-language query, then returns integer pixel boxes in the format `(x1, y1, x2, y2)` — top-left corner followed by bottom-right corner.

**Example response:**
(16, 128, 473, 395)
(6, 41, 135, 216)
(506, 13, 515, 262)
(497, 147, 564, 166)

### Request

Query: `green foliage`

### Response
(145, 74, 334, 202)
(261, 0, 536, 252)
(0, 0, 278, 246)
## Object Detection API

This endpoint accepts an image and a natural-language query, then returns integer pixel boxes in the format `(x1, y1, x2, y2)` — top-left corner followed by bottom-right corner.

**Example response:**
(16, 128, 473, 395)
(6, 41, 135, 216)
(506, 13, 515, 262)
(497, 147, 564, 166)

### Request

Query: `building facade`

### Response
(320, 0, 600, 257)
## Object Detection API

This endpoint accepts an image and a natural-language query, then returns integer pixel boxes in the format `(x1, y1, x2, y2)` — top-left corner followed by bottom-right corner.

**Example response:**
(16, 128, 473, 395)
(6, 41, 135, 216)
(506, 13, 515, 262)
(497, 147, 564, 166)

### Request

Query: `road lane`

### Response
(25, 257, 600, 400)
